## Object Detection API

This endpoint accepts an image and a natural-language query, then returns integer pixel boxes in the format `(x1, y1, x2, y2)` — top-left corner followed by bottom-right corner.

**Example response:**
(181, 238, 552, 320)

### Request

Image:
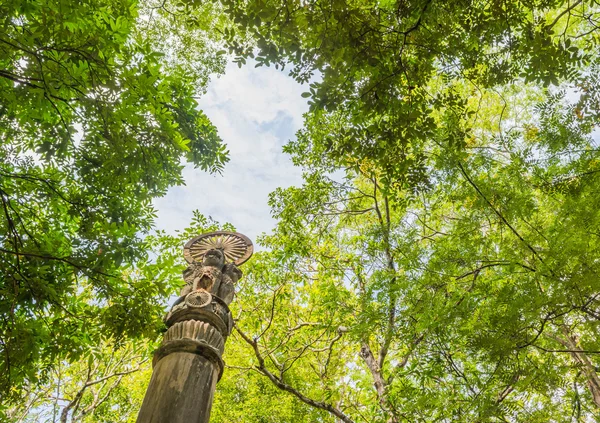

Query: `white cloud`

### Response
(153, 61, 310, 245)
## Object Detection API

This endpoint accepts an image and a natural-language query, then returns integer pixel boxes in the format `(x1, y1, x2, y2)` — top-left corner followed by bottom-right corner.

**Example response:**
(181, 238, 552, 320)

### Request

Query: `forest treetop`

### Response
(222, 0, 597, 184)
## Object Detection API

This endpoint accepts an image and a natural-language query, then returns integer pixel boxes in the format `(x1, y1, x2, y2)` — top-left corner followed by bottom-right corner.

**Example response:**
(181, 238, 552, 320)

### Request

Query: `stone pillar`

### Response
(137, 232, 252, 423)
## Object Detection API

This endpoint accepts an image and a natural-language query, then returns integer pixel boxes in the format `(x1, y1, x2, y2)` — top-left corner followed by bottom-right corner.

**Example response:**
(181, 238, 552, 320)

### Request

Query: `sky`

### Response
(153, 61, 311, 244)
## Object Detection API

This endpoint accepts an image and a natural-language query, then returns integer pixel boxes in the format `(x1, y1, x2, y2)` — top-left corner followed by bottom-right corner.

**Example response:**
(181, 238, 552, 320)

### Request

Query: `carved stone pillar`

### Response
(137, 232, 253, 423)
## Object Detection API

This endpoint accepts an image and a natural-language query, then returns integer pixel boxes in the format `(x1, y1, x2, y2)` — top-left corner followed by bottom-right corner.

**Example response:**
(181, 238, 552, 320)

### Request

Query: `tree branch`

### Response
(235, 325, 355, 423)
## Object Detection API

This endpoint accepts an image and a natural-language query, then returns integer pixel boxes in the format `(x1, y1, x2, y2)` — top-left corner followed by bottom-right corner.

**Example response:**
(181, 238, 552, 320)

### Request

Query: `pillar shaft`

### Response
(136, 352, 219, 423)
(136, 296, 231, 423)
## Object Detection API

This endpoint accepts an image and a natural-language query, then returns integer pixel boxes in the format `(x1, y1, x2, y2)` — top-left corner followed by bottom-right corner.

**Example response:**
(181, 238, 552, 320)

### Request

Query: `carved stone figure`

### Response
(180, 265, 196, 296)
(180, 248, 225, 296)
(179, 247, 242, 303)
(217, 262, 242, 305)
(193, 248, 224, 293)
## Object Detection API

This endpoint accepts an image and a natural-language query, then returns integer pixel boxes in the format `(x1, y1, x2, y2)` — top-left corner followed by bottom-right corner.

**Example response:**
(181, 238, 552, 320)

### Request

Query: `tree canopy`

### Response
(4, 0, 600, 422)
(0, 0, 227, 403)
(207, 1, 600, 419)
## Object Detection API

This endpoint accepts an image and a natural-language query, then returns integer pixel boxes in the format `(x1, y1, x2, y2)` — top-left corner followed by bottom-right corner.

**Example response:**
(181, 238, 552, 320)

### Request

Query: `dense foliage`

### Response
(4, 0, 600, 422)
(207, 1, 600, 420)
(0, 0, 227, 404)
(217, 1, 600, 421)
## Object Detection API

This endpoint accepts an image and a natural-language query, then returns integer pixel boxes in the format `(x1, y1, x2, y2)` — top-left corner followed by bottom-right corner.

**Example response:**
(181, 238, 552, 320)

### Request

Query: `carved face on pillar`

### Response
(202, 248, 225, 269)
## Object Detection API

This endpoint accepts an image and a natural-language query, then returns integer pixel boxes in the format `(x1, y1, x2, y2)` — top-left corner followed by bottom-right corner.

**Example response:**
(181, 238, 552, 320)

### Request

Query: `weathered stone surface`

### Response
(163, 320, 225, 354)
(136, 352, 219, 423)
(165, 295, 232, 338)
(183, 231, 253, 267)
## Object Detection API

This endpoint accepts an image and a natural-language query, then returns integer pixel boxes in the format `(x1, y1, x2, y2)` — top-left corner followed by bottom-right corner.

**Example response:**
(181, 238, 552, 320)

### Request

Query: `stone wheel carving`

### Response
(185, 290, 212, 308)
(184, 231, 253, 265)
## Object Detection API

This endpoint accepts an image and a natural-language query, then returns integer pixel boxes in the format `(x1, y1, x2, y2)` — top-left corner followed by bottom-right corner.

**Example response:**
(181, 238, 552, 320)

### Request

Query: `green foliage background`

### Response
(0, 0, 227, 406)
(4, 0, 600, 422)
